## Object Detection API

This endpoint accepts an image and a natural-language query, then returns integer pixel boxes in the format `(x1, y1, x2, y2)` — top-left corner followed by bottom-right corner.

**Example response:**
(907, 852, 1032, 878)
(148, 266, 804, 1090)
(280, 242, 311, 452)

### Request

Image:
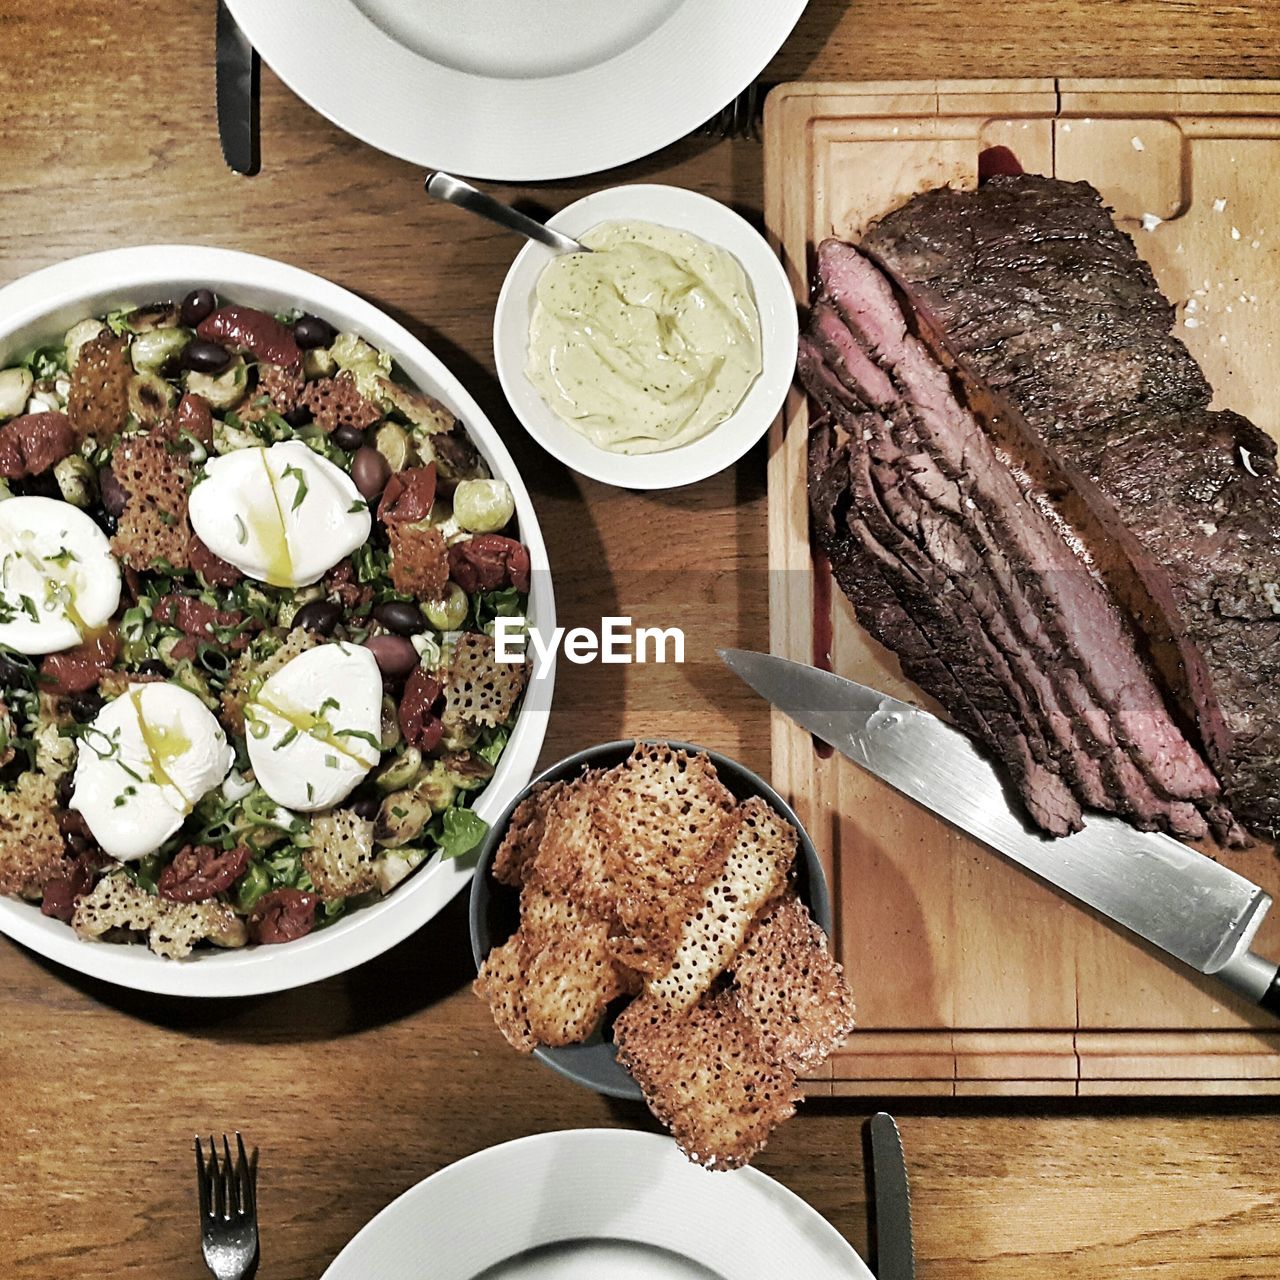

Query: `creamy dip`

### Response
(525, 220, 763, 455)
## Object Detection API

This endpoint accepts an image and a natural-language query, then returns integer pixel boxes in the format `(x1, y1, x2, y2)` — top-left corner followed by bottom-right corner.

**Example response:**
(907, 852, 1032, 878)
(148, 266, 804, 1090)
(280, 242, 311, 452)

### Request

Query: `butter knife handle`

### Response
(1217, 948, 1280, 1015)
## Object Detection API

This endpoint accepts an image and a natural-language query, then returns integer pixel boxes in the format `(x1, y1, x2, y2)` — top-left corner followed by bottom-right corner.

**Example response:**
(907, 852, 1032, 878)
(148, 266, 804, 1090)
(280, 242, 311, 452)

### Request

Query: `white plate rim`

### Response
(0, 244, 555, 998)
(493, 184, 799, 490)
(322, 1129, 871, 1279)
(223, 0, 809, 181)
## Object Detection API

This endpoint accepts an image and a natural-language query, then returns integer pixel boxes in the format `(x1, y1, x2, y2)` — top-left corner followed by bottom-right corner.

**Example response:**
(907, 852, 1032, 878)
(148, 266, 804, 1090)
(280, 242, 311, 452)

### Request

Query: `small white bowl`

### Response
(494, 184, 799, 490)
(0, 245, 556, 998)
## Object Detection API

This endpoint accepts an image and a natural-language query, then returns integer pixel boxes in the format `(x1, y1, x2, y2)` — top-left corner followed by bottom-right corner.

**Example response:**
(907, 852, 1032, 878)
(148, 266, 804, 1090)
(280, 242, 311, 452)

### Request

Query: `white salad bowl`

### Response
(0, 245, 555, 998)
(494, 184, 799, 490)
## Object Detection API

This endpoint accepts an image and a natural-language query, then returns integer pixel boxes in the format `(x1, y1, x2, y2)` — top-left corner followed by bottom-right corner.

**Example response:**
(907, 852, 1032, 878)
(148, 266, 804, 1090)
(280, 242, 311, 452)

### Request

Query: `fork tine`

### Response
(222, 1134, 238, 1216)
(195, 1137, 210, 1220)
(211, 1135, 227, 1221)
(236, 1132, 256, 1218)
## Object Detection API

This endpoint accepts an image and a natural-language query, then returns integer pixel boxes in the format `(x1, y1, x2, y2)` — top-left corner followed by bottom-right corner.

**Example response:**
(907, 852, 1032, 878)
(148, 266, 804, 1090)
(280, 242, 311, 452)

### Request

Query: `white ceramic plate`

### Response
(0, 245, 555, 998)
(494, 184, 799, 490)
(323, 1129, 871, 1279)
(223, 0, 809, 181)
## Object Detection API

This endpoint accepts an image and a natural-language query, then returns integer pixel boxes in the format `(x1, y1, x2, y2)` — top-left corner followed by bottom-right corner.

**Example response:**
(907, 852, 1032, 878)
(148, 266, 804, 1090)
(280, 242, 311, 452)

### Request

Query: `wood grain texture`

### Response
(2, 3, 1280, 1278)
(766, 77, 1280, 1095)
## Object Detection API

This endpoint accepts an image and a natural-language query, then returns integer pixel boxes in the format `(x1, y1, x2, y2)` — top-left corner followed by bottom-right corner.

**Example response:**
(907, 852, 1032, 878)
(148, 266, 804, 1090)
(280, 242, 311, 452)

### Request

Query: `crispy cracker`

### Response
(646, 797, 796, 1013)
(614, 988, 801, 1170)
(67, 332, 131, 440)
(443, 632, 528, 729)
(592, 743, 736, 971)
(491, 781, 562, 887)
(473, 934, 537, 1051)
(305, 810, 379, 900)
(256, 362, 305, 413)
(388, 521, 450, 598)
(475, 883, 631, 1049)
(221, 626, 319, 735)
(299, 370, 382, 434)
(0, 773, 67, 896)
(73, 874, 247, 959)
(526, 772, 615, 911)
(732, 895, 855, 1073)
(109, 429, 193, 571)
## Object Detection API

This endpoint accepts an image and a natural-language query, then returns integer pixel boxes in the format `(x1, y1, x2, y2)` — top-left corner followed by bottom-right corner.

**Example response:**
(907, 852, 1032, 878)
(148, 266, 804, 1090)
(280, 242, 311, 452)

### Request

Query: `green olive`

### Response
(422, 582, 468, 631)
(452, 479, 514, 533)
(303, 346, 337, 380)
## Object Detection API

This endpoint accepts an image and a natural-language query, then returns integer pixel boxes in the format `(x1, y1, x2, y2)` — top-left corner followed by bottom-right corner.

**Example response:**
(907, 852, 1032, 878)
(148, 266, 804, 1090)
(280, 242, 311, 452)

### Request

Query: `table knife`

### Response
(216, 0, 259, 175)
(868, 1113, 914, 1280)
(719, 648, 1280, 1014)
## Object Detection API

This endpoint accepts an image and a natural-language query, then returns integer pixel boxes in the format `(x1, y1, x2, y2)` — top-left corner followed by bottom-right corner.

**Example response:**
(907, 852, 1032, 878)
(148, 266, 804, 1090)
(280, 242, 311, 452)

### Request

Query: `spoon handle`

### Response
(424, 172, 588, 255)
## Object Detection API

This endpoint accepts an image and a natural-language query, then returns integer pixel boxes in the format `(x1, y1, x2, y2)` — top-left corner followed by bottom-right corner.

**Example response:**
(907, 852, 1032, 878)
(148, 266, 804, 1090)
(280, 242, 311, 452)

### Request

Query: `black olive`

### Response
(331, 423, 366, 451)
(373, 600, 427, 636)
(98, 465, 128, 518)
(136, 659, 168, 677)
(69, 690, 105, 723)
(283, 404, 312, 428)
(179, 288, 216, 327)
(183, 340, 232, 374)
(56, 773, 75, 809)
(293, 600, 342, 636)
(349, 795, 380, 821)
(292, 314, 335, 350)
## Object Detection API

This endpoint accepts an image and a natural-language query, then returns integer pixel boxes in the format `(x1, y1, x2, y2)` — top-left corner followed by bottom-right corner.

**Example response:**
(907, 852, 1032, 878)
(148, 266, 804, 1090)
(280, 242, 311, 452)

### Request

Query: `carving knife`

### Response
(719, 649, 1280, 1014)
(868, 1113, 914, 1280)
(216, 0, 259, 175)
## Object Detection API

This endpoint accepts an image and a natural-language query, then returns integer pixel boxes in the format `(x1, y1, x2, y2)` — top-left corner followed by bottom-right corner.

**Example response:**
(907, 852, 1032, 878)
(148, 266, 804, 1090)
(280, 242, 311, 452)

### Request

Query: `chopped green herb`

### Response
(273, 726, 299, 751)
(334, 728, 380, 750)
(282, 464, 309, 510)
(324, 753, 339, 768)
(19, 595, 39, 624)
(234, 515, 247, 545)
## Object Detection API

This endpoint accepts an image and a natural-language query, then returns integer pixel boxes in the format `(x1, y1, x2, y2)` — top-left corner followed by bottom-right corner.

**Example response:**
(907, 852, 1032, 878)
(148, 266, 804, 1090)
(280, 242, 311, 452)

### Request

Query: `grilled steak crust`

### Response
(864, 174, 1279, 835)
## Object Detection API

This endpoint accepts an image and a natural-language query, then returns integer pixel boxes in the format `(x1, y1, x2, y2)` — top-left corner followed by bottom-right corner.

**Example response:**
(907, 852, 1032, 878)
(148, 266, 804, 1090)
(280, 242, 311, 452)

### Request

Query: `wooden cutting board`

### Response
(764, 79, 1280, 1096)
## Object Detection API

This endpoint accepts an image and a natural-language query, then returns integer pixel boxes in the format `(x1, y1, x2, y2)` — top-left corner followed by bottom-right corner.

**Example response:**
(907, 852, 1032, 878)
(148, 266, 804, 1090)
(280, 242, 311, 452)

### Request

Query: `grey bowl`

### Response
(469, 739, 832, 1101)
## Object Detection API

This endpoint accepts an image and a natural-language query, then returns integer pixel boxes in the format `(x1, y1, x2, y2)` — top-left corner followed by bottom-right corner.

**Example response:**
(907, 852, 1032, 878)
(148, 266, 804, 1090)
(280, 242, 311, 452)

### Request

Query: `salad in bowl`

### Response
(0, 246, 553, 996)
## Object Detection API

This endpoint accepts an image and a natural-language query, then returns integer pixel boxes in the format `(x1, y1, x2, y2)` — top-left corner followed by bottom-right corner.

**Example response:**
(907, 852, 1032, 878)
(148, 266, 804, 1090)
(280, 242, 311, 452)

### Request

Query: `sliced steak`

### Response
(865, 174, 1280, 835)
(809, 241, 1219, 834)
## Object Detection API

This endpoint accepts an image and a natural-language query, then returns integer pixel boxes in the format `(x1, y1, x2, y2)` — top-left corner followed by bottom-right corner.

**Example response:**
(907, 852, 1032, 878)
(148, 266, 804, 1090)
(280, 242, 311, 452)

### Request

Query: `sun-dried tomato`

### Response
(40, 856, 96, 922)
(0, 411, 77, 478)
(188, 536, 242, 588)
(196, 305, 301, 369)
(40, 627, 120, 695)
(322, 557, 373, 610)
(157, 844, 252, 902)
(248, 888, 318, 944)
(398, 666, 444, 753)
(154, 595, 252, 650)
(377, 464, 437, 525)
(448, 535, 530, 594)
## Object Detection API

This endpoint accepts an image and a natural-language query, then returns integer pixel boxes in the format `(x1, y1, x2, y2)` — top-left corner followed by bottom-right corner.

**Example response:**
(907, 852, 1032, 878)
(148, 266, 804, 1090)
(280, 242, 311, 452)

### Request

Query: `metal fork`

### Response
(195, 1134, 260, 1280)
(696, 80, 769, 141)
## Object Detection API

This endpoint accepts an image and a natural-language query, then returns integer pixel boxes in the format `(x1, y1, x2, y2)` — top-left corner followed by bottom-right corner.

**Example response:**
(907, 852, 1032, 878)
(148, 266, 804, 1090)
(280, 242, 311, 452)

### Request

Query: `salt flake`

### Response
(1213, 198, 1228, 213)
(1131, 136, 1145, 151)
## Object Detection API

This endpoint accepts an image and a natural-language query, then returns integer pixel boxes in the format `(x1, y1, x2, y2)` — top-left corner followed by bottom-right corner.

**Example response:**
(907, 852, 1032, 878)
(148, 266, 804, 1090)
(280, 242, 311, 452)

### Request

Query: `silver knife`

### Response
(719, 649, 1280, 1013)
(868, 1113, 914, 1280)
(216, 0, 259, 176)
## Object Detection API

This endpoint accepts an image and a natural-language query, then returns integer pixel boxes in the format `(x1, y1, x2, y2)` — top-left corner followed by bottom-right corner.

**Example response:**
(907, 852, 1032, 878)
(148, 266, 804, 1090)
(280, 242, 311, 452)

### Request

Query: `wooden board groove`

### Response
(765, 77, 1280, 1095)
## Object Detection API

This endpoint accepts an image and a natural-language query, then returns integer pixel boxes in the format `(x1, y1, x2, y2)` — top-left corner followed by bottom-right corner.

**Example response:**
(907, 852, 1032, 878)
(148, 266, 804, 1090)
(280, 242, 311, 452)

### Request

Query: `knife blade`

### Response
(868, 1113, 914, 1280)
(719, 648, 1280, 1013)
(216, 0, 259, 176)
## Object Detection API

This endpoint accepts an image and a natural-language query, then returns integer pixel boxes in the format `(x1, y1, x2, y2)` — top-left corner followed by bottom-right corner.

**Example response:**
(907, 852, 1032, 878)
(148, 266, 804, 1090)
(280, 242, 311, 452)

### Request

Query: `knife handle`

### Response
(1261, 969, 1280, 1017)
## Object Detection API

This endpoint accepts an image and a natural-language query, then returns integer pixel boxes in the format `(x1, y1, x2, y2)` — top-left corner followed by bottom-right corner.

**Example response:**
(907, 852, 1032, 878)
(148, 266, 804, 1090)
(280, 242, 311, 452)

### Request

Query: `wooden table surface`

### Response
(3, 2, 1280, 1276)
